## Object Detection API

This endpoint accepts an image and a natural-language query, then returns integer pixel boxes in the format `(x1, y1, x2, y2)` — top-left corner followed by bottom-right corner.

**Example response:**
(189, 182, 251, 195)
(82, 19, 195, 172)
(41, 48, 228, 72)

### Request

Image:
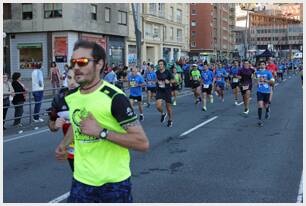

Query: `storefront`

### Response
(10, 33, 49, 78)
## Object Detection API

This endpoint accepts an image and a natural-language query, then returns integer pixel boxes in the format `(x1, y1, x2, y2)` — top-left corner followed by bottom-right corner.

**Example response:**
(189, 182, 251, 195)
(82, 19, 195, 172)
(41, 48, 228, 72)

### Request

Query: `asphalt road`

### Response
(3, 74, 303, 203)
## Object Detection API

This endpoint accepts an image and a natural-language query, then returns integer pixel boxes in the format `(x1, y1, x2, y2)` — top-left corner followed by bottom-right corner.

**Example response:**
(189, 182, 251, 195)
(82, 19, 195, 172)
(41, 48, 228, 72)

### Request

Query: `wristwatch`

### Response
(99, 128, 108, 140)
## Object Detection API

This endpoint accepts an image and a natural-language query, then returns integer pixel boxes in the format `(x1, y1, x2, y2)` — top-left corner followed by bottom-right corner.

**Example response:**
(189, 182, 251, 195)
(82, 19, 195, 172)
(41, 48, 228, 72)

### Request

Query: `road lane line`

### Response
(4, 129, 50, 143)
(179, 116, 218, 137)
(296, 172, 303, 203)
(49, 192, 70, 203)
(237, 98, 252, 106)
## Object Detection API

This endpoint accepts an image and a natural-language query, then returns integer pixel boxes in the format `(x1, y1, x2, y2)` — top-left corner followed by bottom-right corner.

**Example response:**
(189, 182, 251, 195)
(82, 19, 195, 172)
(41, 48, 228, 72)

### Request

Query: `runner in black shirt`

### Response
(155, 59, 174, 127)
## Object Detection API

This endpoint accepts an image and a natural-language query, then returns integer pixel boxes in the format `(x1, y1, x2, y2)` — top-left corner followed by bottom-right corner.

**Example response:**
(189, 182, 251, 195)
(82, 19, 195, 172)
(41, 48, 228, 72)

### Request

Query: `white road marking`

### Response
(237, 98, 252, 106)
(284, 79, 287, 82)
(4, 129, 50, 143)
(296, 172, 303, 203)
(179, 116, 218, 137)
(49, 192, 70, 203)
(275, 83, 279, 87)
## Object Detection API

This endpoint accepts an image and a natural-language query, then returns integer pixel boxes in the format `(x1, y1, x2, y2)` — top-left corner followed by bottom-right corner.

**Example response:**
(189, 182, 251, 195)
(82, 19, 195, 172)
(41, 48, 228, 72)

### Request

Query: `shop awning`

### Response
(17, 43, 42, 49)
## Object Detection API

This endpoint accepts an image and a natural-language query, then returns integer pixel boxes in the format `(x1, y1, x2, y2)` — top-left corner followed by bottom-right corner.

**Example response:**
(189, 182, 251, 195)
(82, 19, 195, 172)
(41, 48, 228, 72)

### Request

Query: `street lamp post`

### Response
(132, 3, 142, 69)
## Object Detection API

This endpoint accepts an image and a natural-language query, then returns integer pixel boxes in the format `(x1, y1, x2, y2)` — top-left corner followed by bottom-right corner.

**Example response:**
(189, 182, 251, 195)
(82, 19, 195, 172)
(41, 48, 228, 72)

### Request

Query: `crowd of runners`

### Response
(106, 56, 302, 127)
(45, 39, 302, 203)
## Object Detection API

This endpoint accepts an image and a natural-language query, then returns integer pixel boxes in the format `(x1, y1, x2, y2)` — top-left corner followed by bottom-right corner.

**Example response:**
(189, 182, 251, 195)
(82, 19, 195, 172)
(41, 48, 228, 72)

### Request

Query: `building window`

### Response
(118, 11, 127, 25)
(91, 4, 97, 20)
(170, 27, 174, 40)
(4, 3, 12, 19)
(177, 29, 182, 42)
(170, 6, 174, 20)
(105, 7, 110, 23)
(177, 9, 182, 22)
(191, 41, 196, 47)
(149, 3, 156, 15)
(191, 20, 196, 27)
(153, 26, 160, 39)
(192, 9, 196, 15)
(158, 3, 165, 17)
(44, 3, 62, 18)
(22, 3, 32, 20)
(191, 31, 196, 37)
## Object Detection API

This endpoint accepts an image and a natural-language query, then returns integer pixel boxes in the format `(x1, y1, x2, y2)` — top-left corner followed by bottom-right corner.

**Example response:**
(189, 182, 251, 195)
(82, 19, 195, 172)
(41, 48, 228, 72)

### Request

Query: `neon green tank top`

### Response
(65, 81, 132, 186)
(174, 73, 181, 83)
(191, 70, 201, 80)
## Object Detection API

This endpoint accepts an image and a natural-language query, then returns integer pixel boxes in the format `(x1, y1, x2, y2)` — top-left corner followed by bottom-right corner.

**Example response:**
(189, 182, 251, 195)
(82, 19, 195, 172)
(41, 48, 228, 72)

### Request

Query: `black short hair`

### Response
(73, 40, 106, 70)
(12, 72, 21, 81)
(51, 62, 57, 67)
(260, 61, 266, 65)
(158, 59, 166, 67)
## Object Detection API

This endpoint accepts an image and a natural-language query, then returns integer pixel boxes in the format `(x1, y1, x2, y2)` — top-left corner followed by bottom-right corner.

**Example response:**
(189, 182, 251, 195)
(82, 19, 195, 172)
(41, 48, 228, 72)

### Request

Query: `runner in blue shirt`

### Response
(144, 64, 157, 108)
(277, 62, 285, 81)
(214, 63, 228, 102)
(200, 64, 215, 111)
(230, 60, 241, 105)
(255, 61, 274, 127)
(128, 67, 145, 121)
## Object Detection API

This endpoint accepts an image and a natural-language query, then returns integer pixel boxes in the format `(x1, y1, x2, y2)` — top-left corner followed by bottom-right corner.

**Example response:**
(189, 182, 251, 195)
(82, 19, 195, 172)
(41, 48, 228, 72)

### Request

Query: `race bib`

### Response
(147, 81, 154, 86)
(242, 85, 249, 90)
(203, 84, 210, 88)
(57, 111, 70, 121)
(263, 83, 269, 88)
(130, 81, 136, 87)
(158, 81, 165, 88)
(193, 76, 199, 81)
(233, 78, 239, 83)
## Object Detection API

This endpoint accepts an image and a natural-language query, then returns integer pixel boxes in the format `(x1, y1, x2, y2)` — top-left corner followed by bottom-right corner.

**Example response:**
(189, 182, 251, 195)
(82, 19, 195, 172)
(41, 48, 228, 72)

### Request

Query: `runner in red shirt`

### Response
(266, 58, 277, 105)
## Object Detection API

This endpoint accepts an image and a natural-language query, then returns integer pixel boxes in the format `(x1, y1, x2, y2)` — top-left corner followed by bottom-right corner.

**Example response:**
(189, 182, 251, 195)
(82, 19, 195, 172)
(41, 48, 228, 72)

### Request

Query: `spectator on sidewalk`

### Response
(12, 72, 27, 127)
(50, 62, 61, 95)
(3, 73, 14, 130)
(32, 66, 44, 123)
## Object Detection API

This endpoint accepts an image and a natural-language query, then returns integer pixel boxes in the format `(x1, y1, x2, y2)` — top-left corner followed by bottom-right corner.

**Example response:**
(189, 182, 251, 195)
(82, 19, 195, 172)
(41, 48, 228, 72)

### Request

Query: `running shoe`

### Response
(235, 101, 239, 105)
(258, 120, 263, 127)
(173, 101, 177, 106)
(243, 109, 249, 115)
(161, 113, 167, 123)
(265, 112, 270, 120)
(139, 114, 144, 121)
(202, 106, 207, 111)
(167, 120, 173, 127)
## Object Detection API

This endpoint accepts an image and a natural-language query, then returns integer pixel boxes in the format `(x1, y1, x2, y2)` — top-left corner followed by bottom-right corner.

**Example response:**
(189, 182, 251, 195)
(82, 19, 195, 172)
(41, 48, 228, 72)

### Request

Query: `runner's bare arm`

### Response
(107, 121, 149, 152)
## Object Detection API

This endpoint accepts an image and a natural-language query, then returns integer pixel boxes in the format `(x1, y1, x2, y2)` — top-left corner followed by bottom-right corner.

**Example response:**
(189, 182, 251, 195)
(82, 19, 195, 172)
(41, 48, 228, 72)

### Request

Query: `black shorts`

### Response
(240, 84, 252, 96)
(129, 95, 142, 102)
(257, 92, 270, 104)
(156, 89, 172, 103)
(231, 82, 239, 89)
(191, 80, 201, 89)
(171, 85, 180, 91)
(147, 87, 157, 93)
(216, 83, 225, 90)
(202, 84, 212, 95)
